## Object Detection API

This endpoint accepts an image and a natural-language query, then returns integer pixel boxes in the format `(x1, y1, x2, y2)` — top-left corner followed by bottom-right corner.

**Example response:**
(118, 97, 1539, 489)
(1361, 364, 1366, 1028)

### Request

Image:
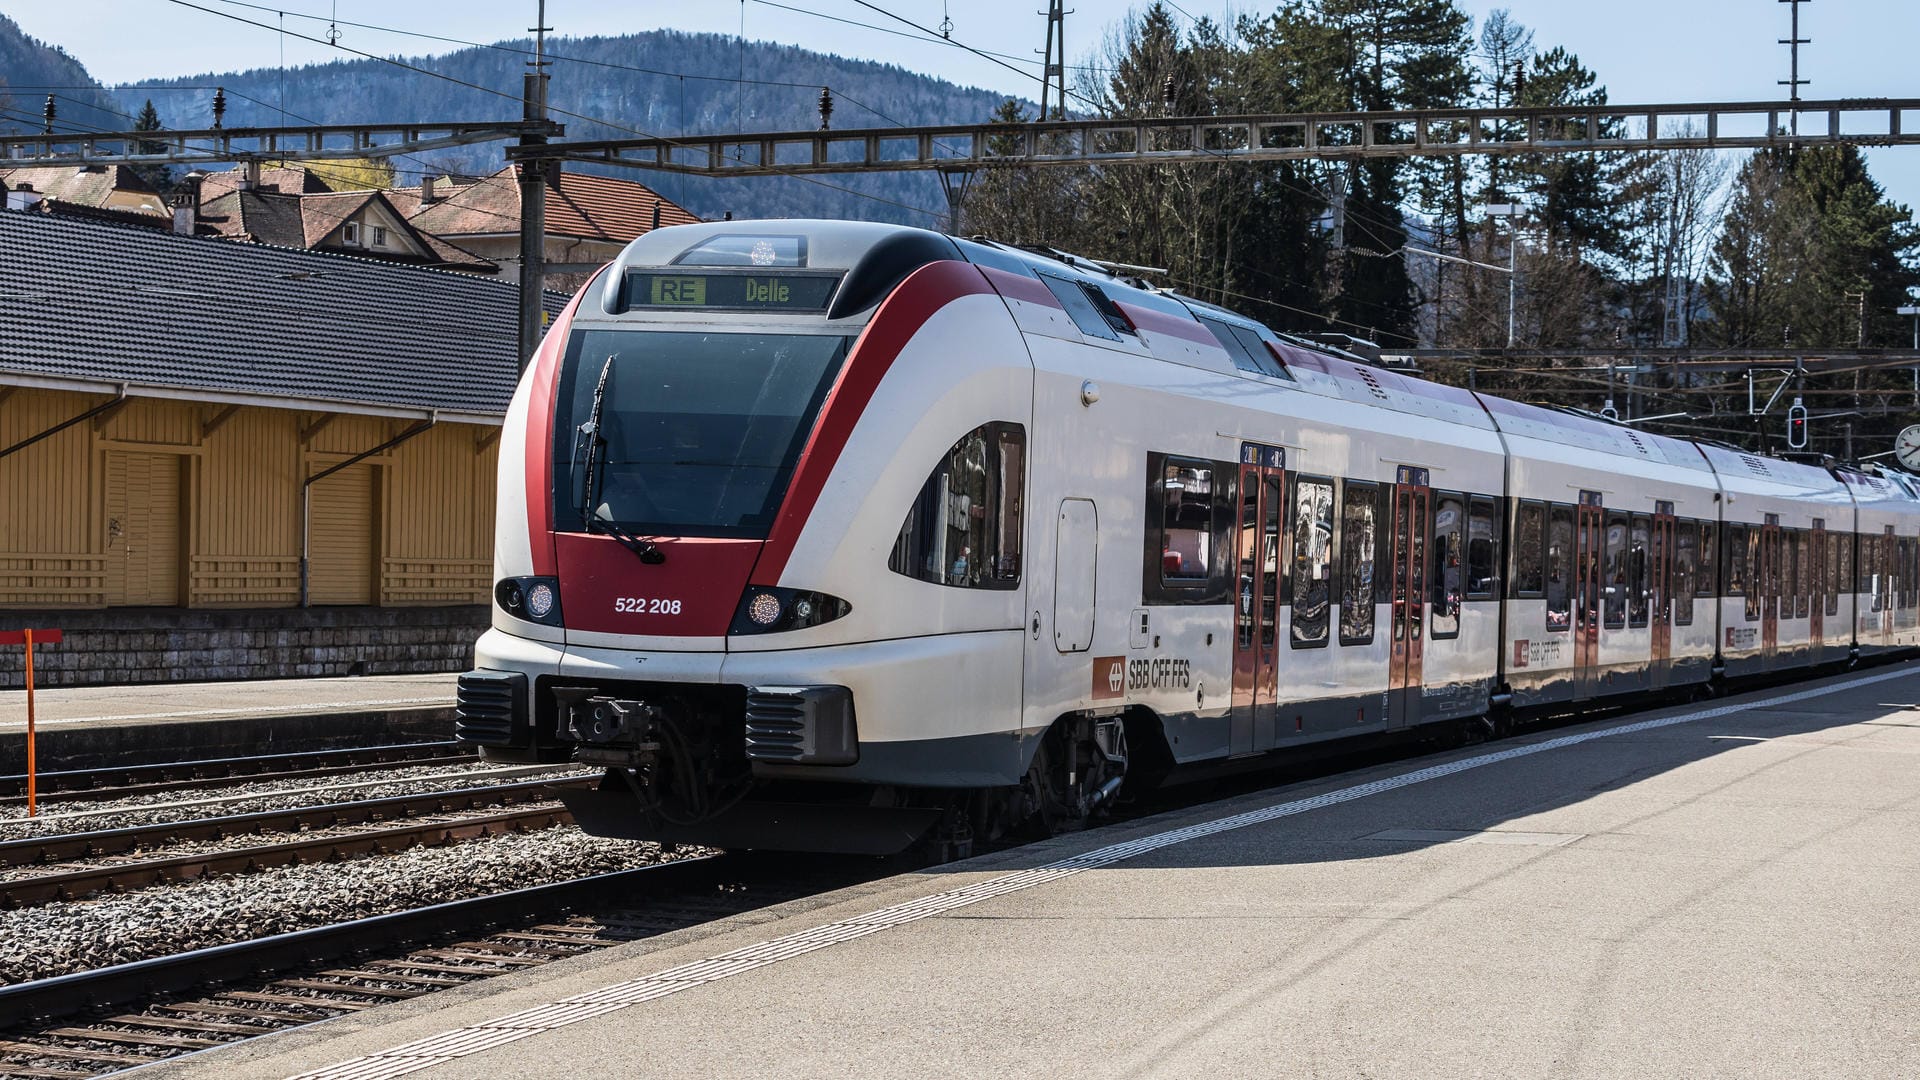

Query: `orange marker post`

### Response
(2, 628, 61, 817)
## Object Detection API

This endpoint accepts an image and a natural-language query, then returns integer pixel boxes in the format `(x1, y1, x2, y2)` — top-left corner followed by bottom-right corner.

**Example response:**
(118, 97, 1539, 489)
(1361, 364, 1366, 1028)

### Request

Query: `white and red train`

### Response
(455, 219, 1920, 854)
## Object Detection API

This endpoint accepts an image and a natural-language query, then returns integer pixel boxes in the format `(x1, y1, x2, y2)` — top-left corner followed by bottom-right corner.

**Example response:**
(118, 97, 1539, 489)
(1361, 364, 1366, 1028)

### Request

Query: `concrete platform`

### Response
(0, 674, 456, 770)
(140, 663, 1920, 1080)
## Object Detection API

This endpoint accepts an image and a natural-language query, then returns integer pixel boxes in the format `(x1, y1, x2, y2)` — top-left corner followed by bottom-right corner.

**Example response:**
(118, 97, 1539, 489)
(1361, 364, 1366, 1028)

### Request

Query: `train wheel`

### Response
(1023, 716, 1129, 835)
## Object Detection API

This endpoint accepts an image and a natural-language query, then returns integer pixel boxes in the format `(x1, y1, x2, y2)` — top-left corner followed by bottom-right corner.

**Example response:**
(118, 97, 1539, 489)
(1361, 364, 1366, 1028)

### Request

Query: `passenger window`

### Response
(1674, 520, 1697, 627)
(1038, 273, 1121, 341)
(1430, 492, 1464, 639)
(1546, 504, 1574, 632)
(1745, 527, 1762, 622)
(1291, 477, 1335, 647)
(1512, 501, 1545, 597)
(1796, 530, 1812, 618)
(1144, 453, 1232, 605)
(1628, 514, 1650, 628)
(888, 422, 1025, 589)
(1603, 510, 1628, 629)
(1824, 532, 1840, 616)
(1697, 521, 1717, 597)
(1467, 495, 1497, 599)
(1837, 532, 1853, 611)
(1340, 482, 1378, 645)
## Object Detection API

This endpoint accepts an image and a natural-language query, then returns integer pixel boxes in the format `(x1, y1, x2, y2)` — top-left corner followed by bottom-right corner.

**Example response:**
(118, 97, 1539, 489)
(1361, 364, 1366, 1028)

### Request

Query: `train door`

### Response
(1760, 515, 1780, 669)
(1810, 520, 1826, 648)
(1572, 491, 1604, 700)
(1650, 503, 1674, 688)
(1230, 444, 1285, 756)
(1388, 466, 1429, 729)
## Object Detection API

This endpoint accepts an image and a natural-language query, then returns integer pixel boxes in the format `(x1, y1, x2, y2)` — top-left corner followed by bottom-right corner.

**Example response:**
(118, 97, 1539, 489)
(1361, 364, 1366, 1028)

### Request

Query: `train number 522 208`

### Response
(614, 597, 682, 615)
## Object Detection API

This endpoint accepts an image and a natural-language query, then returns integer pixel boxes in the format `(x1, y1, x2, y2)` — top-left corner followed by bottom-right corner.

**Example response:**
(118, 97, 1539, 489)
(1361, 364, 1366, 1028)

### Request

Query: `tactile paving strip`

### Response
(290, 665, 1917, 1080)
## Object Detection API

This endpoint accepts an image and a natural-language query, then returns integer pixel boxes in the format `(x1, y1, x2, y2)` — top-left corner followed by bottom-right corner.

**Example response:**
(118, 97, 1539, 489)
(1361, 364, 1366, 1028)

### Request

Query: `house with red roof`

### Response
(404, 166, 700, 290)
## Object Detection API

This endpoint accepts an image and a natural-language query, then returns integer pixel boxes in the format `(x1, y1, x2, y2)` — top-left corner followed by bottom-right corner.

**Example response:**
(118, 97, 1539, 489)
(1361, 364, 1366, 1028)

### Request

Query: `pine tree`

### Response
(130, 99, 172, 193)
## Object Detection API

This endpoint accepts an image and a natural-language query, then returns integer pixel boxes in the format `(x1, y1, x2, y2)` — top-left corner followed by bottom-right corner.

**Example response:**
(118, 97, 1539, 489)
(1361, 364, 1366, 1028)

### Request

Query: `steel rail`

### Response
(0, 740, 463, 797)
(0, 777, 583, 869)
(0, 742, 475, 806)
(0, 857, 727, 1029)
(0, 802, 580, 909)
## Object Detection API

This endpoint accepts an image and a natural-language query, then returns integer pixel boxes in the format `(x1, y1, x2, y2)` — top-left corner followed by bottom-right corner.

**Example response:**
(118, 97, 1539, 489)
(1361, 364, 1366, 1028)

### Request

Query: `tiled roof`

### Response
(408, 166, 700, 242)
(194, 188, 496, 273)
(0, 164, 164, 214)
(197, 165, 331, 199)
(0, 210, 569, 419)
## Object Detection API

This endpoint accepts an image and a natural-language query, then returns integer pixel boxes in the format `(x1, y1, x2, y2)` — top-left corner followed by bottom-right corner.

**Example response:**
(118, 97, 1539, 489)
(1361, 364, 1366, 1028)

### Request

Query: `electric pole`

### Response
(1038, 0, 1068, 122)
(517, 0, 553, 369)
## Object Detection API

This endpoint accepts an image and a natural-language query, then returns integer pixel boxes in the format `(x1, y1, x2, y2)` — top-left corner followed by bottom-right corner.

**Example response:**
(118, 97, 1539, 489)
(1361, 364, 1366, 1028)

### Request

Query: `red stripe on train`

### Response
(750, 259, 999, 586)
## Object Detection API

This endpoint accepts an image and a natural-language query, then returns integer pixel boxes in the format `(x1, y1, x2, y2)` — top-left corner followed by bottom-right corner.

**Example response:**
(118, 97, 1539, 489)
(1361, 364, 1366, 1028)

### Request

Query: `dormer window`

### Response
(342, 222, 361, 245)
(372, 226, 388, 247)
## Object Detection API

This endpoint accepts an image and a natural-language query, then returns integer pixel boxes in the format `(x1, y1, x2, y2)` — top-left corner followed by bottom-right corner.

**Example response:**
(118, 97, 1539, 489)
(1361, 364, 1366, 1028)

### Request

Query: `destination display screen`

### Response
(623, 272, 839, 312)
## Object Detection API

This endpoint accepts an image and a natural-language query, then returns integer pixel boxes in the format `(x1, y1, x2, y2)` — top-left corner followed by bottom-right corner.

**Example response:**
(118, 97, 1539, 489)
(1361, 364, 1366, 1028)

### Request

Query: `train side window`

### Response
(1291, 477, 1335, 648)
(1512, 501, 1545, 598)
(887, 422, 1025, 590)
(1745, 526, 1763, 622)
(1627, 513, 1650, 628)
(1864, 532, 1881, 611)
(1697, 521, 1717, 597)
(1374, 485, 1395, 609)
(1674, 520, 1697, 627)
(1430, 492, 1464, 639)
(1546, 503, 1574, 632)
(1038, 273, 1121, 341)
(1603, 510, 1629, 629)
(1779, 530, 1795, 609)
(1836, 531, 1853, 612)
(1144, 453, 1232, 605)
(1467, 495, 1498, 599)
(1796, 530, 1813, 618)
(1824, 530, 1840, 616)
(1726, 522, 1748, 600)
(1339, 481, 1378, 645)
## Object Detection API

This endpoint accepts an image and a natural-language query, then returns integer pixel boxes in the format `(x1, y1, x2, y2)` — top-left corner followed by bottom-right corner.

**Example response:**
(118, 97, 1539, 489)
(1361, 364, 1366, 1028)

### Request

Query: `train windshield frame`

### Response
(552, 328, 852, 539)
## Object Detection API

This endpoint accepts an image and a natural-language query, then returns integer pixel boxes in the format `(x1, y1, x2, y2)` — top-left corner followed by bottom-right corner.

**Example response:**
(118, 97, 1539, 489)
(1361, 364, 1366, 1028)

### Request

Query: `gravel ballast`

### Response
(0, 763, 594, 838)
(0, 828, 689, 986)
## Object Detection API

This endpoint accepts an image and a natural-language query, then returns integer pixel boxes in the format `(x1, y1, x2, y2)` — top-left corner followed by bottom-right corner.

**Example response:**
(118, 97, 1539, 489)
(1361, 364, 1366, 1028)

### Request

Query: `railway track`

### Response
(0, 855, 861, 1079)
(0, 777, 596, 908)
(0, 741, 476, 806)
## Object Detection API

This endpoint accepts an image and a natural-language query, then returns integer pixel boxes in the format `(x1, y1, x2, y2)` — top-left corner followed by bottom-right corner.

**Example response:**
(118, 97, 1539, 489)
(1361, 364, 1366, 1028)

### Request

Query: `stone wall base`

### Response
(0, 606, 487, 689)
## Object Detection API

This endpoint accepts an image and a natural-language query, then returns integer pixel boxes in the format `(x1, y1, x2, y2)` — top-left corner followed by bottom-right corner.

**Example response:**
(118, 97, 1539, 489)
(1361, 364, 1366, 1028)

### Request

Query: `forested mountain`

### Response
(107, 30, 1016, 225)
(0, 13, 121, 134)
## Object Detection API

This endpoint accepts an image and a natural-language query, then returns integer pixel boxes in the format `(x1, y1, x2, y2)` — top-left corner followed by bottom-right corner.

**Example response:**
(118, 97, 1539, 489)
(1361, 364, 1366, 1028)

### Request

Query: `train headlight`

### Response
(746, 591, 784, 627)
(526, 582, 556, 619)
(730, 586, 850, 635)
(496, 576, 563, 627)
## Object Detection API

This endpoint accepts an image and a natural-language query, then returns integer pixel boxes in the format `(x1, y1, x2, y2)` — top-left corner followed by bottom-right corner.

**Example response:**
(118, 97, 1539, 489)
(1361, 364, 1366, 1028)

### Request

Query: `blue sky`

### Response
(9, 0, 1917, 209)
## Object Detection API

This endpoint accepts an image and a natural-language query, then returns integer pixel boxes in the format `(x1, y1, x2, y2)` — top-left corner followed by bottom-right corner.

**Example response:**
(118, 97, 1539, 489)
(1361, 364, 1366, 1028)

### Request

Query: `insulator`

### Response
(42, 95, 55, 135)
(212, 87, 227, 130)
(818, 87, 833, 131)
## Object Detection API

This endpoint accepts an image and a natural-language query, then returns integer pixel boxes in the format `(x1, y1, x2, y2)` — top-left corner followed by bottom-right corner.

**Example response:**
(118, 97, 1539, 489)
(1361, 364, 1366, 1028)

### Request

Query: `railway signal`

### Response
(1787, 398, 1809, 449)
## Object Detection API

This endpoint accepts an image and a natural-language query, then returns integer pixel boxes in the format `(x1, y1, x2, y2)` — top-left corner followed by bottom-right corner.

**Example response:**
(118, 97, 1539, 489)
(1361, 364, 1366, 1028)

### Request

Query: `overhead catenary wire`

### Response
(159, 0, 947, 221)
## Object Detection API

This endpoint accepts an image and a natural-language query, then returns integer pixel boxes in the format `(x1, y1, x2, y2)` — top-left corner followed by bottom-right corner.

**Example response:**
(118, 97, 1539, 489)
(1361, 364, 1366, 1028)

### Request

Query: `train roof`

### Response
(602, 219, 1914, 490)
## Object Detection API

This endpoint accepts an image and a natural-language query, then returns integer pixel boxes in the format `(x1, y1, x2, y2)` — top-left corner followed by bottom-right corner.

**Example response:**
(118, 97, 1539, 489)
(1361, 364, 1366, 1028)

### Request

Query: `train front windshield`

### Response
(552, 330, 852, 539)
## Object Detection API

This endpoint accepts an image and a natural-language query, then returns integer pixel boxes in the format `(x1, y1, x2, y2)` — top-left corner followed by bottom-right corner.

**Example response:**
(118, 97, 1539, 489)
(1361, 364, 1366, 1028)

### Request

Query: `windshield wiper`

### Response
(575, 356, 665, 565)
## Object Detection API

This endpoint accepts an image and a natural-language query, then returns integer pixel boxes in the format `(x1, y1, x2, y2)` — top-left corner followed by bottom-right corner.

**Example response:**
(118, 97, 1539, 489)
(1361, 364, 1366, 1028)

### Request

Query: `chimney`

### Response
(420, 176, 438, 204)
(173, 171, 206, 235)
(5, 183, 42, 212)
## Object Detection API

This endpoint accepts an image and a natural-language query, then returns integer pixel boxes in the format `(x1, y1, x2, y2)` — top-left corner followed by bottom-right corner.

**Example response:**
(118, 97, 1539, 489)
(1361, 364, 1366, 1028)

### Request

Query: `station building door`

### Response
(104, 450, 185, 607)
(309, 464, 379, 605)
